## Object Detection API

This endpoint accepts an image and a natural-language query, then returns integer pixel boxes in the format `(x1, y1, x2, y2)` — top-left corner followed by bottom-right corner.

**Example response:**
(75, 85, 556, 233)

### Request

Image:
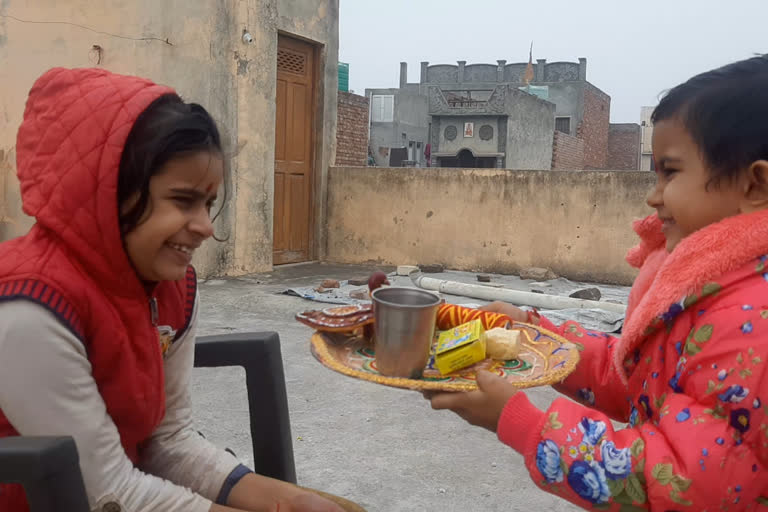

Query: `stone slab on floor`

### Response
(190, 263, 622, 512)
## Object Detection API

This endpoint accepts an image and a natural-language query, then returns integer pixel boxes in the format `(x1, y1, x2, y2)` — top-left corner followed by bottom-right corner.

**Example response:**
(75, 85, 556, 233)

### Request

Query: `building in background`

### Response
(640, 106, 655, 171)
(366, 62, 429, 167)
(425, 58, 598, 170)
(367, 57, 639, 170)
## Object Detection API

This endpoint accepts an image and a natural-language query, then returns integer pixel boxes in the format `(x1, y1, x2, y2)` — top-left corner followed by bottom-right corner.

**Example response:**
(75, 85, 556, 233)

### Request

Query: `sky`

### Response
(339, 0, 766, 123)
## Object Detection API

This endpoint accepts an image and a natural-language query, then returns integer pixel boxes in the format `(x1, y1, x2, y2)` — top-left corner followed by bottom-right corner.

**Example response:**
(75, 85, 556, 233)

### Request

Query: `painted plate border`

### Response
(310, 322, 580, 392)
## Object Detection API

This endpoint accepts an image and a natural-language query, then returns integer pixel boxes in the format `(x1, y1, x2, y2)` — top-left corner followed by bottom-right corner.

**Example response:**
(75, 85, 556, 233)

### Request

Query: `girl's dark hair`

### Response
(652, 54, 768, 183)
(118, 94, 226, 234)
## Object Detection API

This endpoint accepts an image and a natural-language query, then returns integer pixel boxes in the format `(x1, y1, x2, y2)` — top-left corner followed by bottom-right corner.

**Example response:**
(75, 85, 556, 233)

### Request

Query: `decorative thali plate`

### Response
(310, 322, 580, 392)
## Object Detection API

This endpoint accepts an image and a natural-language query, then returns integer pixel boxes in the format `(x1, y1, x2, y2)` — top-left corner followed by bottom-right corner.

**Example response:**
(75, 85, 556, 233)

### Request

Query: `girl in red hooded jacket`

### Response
(429, 55, 768, 510)
(0, 68, 362, 512)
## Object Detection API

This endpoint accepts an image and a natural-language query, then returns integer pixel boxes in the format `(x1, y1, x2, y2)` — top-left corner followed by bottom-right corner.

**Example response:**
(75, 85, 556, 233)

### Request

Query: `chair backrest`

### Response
(0, 436, 89, 512)
(195, 332, 296, 483)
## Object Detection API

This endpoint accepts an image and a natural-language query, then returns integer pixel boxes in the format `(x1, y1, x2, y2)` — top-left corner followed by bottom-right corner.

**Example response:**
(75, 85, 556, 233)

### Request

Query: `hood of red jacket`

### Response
(15, 67, 175, 294)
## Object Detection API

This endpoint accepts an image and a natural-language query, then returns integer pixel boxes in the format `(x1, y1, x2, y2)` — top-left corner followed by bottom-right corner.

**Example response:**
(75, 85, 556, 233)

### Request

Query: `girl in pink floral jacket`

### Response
(429, 55, 768, 511)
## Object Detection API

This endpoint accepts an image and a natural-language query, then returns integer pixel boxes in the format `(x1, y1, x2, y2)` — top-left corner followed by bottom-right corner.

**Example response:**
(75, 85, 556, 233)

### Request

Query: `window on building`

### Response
(555, 117, 571, 134)
(371, 95, 394, 122)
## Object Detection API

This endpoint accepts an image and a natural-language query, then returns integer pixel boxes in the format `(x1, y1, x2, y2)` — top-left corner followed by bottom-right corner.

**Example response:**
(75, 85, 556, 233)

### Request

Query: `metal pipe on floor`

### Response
(410, 273, 627, 314)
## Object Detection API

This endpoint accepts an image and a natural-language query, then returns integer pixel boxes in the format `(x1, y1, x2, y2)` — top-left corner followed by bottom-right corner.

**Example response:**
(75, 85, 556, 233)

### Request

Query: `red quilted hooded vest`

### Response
(0, 68, 197, 510)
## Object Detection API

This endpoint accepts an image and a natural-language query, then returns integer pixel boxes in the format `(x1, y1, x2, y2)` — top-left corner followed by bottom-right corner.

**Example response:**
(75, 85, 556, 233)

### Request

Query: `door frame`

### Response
(274, 32, 321, 264)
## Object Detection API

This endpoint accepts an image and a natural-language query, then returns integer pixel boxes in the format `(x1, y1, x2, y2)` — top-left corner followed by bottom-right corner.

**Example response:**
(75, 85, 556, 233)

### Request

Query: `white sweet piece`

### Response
(485, 327, 522, 360)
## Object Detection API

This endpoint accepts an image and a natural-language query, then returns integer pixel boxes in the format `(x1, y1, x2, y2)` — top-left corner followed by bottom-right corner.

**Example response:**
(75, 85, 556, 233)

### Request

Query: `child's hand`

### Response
(479, 301, 528, 322)
(285, 492, 346, 512)
(427, 371, 518, 432)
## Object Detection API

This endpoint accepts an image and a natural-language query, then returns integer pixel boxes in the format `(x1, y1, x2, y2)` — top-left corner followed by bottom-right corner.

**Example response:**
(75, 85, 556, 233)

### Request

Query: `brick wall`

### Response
(607, 123, 641, 170)
(335, 92, 369, 166)
(551, 131, 585, 170)
(579, 84, 610, 169)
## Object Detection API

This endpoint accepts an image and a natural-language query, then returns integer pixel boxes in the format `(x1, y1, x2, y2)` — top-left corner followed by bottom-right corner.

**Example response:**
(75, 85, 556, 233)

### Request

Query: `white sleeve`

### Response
(139, 296, 243, 502)
(0, 300, 212, 512)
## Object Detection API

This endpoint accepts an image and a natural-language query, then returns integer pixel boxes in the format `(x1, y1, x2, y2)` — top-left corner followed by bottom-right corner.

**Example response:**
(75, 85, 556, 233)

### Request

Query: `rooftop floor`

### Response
(191, 263, 630, 512)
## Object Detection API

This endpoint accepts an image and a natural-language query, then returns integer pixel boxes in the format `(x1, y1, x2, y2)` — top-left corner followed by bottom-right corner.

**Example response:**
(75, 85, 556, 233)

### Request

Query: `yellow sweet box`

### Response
(434, 319, 487, 375)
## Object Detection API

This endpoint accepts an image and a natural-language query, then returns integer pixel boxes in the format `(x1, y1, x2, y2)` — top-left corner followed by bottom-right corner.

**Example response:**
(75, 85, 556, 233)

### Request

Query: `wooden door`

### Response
(273, 35, 315, 264)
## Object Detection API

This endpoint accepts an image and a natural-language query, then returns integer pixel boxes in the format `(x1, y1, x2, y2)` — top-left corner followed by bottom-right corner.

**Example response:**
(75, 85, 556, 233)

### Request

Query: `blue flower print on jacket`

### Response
(638, 394, 653, 420)
(661, 302, 684, 327)
(578, 418, 607, 445)
(536, 440, 564, 483)
(577, 388, 596, 406)
(600, 441, 632, 480)
(668, 371, 683, 393)
(719, 385, 749, 404)
(730, 408, 751, 433)
(629, 405, 639, 427)
(675, 408, 691, 422)
(567, 460, 610, 504)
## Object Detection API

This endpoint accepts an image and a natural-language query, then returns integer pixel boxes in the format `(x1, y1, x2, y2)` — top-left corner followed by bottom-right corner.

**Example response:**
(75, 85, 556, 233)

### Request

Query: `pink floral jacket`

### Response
(499, 210, 768, 511)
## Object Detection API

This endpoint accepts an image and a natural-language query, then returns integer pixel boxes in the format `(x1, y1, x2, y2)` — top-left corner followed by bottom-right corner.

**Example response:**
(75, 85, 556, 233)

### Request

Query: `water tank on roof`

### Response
(338, 62, 349, 92)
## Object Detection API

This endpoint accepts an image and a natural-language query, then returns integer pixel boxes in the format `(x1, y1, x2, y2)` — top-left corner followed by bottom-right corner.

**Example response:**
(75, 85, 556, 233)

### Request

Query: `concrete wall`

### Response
(366, 87, 428, 167)
(367, 87, 397, 166)
(546, 82, 585, 135)
(394, 91, 430, 166)
(326, 167, 656, 285)
(505, 89, 555, 170)
(425, 58, 588, 85)
(0, 0, 339, 276)
(543, 62, 581, 82)
(640, 106, 655, 172)
(641, 154, 654, 172)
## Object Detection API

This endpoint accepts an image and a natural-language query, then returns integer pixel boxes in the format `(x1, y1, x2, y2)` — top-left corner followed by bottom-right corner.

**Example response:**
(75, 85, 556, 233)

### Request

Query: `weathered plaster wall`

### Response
(231, 0, 277, 276)
(326, 167, 656, 285)
(546, 82, 585, 134)
(0, 0, 339, 276)
(0, 1, 240, 276)
(504, 89, 555, 170)
(366, 87, 429, 167)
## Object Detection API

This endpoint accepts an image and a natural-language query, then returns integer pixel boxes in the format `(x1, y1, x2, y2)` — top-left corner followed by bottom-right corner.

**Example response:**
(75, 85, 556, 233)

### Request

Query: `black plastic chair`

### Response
(0, 332, 296, 511)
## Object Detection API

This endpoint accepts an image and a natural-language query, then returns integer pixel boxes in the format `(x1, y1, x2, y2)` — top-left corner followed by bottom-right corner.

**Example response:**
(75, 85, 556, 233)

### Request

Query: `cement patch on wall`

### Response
(325, 167, 656, 285)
